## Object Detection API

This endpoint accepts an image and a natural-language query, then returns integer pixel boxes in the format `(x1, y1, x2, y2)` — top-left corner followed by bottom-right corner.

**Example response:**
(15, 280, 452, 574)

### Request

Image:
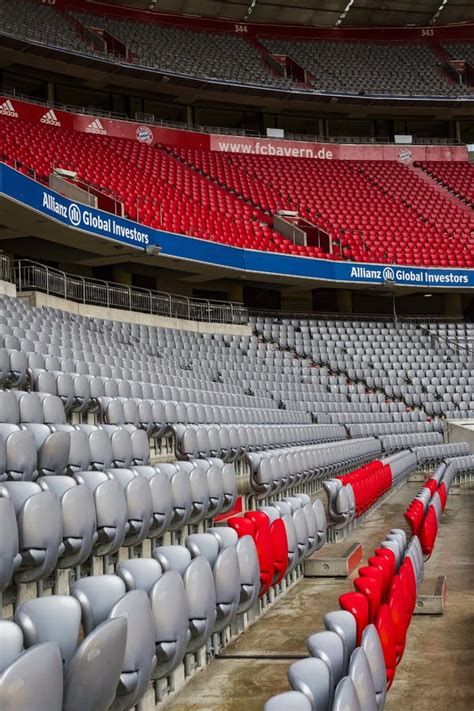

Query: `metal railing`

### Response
(250, 308, 467, 324)
(14, 260, 248, 325)
(0, 255, 12, 284)
(0, 89, 465, 147)
(419, 324, 474, 362)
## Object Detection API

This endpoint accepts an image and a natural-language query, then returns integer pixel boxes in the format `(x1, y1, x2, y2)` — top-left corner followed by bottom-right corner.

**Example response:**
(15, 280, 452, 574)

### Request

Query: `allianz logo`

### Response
(350, 266, 423, 282)
(350, 265, 468, 285)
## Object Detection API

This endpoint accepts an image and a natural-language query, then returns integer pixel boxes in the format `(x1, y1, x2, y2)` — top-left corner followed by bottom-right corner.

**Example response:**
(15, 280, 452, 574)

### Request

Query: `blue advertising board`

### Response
(1, 163, 472, 289)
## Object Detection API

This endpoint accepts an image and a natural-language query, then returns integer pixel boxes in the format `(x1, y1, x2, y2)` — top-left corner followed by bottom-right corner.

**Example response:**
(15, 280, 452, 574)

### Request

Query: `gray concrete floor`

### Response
(164, 483, 474, 711)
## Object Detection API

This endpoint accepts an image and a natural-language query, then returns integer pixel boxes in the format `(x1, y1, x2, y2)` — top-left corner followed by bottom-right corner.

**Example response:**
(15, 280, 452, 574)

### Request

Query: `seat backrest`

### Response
(15, 595, 82, 665)
(0, 497, 20, 593)
(332, 677, 361, 711)
(153, 545, 192, 576)
(307, 630, 345, 694)
(264, 691, 312, 711)
(0, 641, 63, 711)
(288, 657, 331, 711)
(149, 569, 189, 678)
(71, 574, 126, 634)
(116, 558, 163, 595)
(323, 610, 357, 671)
(361, 624, 387, 704)
(348, 647, 378, 711)
(185, 533, 220, 567)
(0, 620, 23, 672)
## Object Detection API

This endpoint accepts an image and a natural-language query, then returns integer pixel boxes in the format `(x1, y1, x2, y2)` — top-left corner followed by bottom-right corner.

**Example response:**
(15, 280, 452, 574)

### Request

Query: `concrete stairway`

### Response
(409, 163, 473, 216)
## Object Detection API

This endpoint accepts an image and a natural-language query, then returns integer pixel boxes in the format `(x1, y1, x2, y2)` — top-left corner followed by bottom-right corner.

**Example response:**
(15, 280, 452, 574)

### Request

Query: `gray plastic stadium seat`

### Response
(1, 481, 63, 583)
(155, 463, 192, 530)
(15, 596, 127, 711)
(116, 559, 189, 679)
(153, 545, 217, 653)
(194, 459, 225, 516)
(264, 691, 312, 711)
(0, 621, 63, 711)
(71, 575, 156, 711)
(0, 496, 22, 591)
(105, 468, 153, 546)
(361, 624, 387, 710)
(349, 647, 378, 711)
(307, 630, 345, 702)
(0, 423, 36, 481)
(332, 677, 361, 711)
(78, 427, 113, 470)
(207, 526, 260, 614)
(185, 533, 240, 632)
(324, 610, 357, 672)
(132, 465, 173, 537)
(73, 471, 128, 556)
(37, 475, 97, 569)
(288, 657, 331, 711)
(178, 461, 210, 524)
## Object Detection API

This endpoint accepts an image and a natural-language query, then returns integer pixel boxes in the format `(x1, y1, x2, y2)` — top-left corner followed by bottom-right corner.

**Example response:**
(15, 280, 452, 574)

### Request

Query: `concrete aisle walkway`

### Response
(163, 484, 474, 710)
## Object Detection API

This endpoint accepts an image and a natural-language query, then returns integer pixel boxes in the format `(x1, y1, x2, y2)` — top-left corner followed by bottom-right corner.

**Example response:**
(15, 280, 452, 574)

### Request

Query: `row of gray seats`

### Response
(173, 422, 345, 462)
(247, 438, 382, 497)
(97, 395, 310, 429)
(380, 432, 443, 454)
(413, 442, 470, 466)
(0, 458, 237, 590)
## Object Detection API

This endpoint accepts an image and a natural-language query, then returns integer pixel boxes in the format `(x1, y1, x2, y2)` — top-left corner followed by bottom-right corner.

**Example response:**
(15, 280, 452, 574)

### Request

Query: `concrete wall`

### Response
(20, 290, 252, 336)
(444, 419, 474, 453)
(0, 279, 17, 298)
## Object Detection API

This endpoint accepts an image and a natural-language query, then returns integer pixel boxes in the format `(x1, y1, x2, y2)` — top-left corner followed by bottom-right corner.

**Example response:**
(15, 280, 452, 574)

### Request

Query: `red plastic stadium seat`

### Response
(376, 604, 397, 688)
(354, 575, 383, 624)
(419, 506, 439, 557)
(339, 591, 369, 645)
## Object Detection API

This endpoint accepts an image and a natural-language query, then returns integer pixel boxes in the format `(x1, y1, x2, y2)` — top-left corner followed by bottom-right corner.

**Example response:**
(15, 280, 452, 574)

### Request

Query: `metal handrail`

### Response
(250, 308, 467, 324)
(2, 259, 470, 327)
(0, 89, 465, 147)
(14, 260, 248, 325)
(418, 324, 474, 360)
(0, 255, 12, 284)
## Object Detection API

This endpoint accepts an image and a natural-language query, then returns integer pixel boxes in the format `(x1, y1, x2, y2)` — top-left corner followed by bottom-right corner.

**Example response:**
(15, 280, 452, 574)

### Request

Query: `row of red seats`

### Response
(229, 511, 288, 596)
(338, 460, 392, 516)
(339, 530, 420, 688)
(404, 476, 447, 557)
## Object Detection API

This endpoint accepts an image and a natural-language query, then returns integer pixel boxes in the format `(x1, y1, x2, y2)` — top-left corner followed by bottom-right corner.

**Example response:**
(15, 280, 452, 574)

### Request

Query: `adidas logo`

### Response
(85, 118, 106, 135)
(0, 99, 18, 117)
(40, 109, 61, 126)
